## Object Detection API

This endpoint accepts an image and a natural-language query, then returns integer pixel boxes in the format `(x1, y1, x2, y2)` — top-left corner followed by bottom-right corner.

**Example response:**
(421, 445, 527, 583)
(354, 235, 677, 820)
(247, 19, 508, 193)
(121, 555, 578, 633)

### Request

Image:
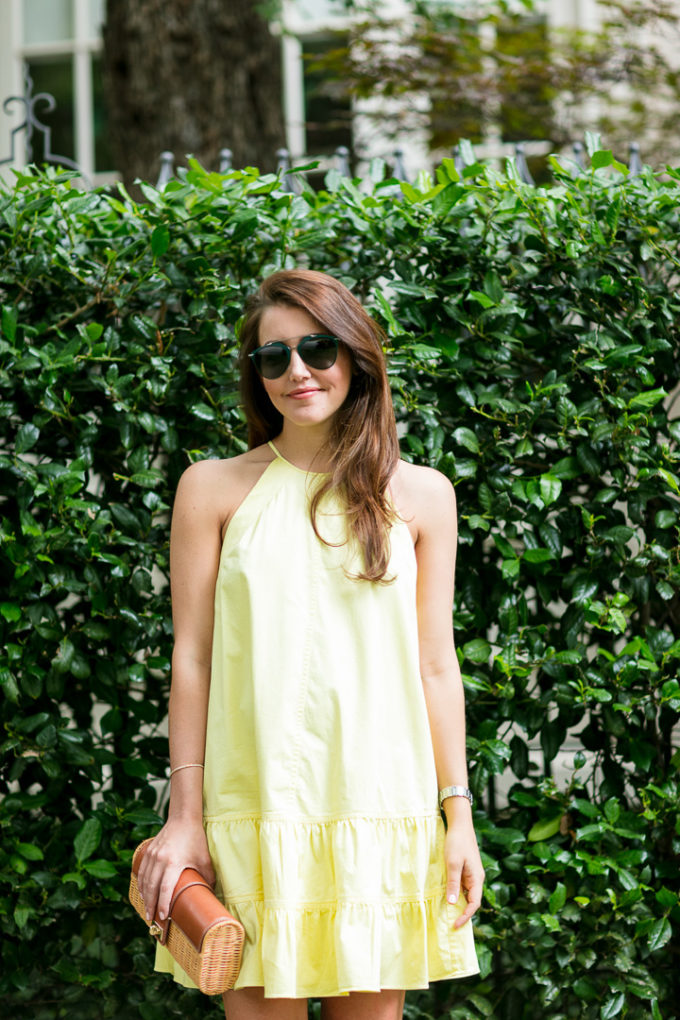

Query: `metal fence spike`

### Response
(514, 142, 534, 185)
(156, 150, 174, 188)
(391, 147, 408, 182)
(276, 147, 296, 192)
(629, 142, 643, 175)
(572, 141, 586, 169)
(335, 145, 351, 177)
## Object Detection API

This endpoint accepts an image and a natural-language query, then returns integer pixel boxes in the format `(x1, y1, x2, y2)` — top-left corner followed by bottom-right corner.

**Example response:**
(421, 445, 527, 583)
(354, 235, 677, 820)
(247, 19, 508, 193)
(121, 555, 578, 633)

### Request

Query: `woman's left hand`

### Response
(444, 810, 485, 929)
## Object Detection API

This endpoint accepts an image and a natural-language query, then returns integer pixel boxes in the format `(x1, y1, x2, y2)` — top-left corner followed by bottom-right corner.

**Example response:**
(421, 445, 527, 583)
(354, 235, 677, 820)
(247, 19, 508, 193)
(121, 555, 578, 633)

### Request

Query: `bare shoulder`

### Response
(392, 459, 456, 513)
(174, 445, 275, 531)
(391, 460, 457, 542)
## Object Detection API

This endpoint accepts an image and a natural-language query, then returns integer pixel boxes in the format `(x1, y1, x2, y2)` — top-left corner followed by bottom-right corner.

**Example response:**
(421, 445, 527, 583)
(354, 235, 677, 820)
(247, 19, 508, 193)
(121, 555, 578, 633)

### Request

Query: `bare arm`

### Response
(409, 465, 484, 929)
(136, 460, 225, 922)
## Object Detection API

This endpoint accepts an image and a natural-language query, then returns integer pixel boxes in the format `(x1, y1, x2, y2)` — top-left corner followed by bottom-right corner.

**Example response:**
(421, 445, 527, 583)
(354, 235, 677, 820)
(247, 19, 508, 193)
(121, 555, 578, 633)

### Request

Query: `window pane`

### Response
(24, 0, 73, 45)
(427, 13, 485, 149)
(26, 59, 75, 166)
(497, 17, 552, 143)
(295, 0, 342, 23)
(88, 0, 106, 37)
(92, 56, 113, 171)
(303, 39, 352, 160)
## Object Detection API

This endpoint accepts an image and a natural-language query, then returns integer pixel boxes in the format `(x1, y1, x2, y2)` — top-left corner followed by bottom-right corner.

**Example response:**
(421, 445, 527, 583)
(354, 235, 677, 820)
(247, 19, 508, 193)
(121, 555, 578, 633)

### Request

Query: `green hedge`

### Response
(0, 153, 679, 1019)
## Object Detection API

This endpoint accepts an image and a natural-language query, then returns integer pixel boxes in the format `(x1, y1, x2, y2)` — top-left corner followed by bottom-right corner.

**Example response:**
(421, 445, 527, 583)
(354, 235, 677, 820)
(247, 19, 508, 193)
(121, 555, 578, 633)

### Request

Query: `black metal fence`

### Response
(1, 64, 646, 191)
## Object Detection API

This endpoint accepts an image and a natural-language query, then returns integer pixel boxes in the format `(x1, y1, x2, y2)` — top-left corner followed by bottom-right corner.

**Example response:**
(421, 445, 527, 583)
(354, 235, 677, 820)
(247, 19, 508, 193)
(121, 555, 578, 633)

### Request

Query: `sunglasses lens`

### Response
(250, 335, 339, 379)
(252, 344, 289, 379)
(299, 335, 338, 369)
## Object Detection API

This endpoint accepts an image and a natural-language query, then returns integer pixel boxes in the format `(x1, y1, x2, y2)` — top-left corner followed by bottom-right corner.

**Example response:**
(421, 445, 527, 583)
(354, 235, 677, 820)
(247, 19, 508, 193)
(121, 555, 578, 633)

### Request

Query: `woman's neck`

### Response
(272, 424, 333, 473)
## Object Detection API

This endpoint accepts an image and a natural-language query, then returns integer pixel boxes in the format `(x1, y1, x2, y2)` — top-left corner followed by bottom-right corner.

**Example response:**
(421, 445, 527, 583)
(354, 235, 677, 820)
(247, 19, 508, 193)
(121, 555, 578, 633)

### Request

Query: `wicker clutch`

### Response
(129, 838, 245, 995)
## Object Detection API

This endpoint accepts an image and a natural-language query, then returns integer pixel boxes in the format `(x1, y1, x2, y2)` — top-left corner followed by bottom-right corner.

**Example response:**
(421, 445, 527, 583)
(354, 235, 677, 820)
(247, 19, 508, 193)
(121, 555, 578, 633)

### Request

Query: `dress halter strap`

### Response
(266, 441, 326, 476)
(267, 440, 284, 461)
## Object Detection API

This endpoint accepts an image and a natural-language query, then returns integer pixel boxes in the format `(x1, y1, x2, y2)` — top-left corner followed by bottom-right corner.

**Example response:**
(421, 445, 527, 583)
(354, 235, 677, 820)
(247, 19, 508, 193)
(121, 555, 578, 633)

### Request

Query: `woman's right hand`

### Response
(136, 820, 216, 923)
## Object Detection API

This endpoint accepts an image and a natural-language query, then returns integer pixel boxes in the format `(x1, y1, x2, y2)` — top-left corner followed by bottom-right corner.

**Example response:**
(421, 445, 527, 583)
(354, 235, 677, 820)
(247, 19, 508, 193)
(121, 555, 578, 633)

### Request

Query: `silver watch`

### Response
(438, 785, 474, 809)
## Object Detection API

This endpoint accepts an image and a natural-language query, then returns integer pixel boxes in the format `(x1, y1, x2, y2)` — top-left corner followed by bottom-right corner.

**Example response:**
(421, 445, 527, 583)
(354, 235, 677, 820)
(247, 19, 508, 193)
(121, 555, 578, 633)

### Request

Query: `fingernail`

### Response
(159, 911, 165, 920)
(448, 892, 457, 904)
(145, 912, 150, 921)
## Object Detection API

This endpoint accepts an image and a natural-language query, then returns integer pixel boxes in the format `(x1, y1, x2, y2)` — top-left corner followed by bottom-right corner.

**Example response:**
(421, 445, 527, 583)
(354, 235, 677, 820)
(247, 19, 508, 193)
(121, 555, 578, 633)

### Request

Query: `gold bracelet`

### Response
(169, 763, 205, 777)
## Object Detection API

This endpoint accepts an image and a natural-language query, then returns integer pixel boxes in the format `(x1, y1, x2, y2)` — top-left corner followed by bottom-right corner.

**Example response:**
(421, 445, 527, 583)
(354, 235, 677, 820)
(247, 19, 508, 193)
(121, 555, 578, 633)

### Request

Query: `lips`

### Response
(288, 388, 321, 398)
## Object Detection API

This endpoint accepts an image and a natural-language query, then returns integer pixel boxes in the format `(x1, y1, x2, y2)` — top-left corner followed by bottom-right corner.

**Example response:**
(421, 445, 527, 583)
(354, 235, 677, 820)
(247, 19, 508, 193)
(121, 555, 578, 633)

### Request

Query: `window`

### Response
(18, 0, 112, 179)
(302, 38, 353, 160)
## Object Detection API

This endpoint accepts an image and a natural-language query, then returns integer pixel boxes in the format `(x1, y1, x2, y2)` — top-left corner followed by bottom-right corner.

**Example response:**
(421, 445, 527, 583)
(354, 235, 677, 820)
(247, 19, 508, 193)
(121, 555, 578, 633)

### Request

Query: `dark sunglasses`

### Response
(249, 334, 339, 380)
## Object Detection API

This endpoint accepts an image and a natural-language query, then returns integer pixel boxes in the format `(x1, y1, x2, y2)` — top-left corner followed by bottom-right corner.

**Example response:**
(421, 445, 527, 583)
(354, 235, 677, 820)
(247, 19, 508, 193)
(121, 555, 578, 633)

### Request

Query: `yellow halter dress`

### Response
(155, 443, 478, 997)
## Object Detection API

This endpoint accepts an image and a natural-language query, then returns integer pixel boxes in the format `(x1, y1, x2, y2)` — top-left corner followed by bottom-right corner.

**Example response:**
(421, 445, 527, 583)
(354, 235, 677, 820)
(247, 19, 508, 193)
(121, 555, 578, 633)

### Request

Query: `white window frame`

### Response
(4, 0, 114, 183)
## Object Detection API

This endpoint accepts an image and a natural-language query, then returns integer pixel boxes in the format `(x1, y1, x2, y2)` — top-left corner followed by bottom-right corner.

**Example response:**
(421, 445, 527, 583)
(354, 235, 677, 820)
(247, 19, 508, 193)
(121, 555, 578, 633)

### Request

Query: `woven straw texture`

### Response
(129, 862, 243, 995)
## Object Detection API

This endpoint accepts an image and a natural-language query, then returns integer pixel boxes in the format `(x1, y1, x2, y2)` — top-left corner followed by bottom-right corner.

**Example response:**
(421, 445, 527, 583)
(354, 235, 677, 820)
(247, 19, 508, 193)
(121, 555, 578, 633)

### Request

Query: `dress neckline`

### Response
(267, 440, 328, 476)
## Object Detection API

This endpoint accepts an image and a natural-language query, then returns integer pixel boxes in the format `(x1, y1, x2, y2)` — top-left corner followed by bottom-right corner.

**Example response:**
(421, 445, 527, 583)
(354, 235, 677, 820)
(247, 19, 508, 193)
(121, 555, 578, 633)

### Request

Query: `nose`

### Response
(288, 347, 311, 380)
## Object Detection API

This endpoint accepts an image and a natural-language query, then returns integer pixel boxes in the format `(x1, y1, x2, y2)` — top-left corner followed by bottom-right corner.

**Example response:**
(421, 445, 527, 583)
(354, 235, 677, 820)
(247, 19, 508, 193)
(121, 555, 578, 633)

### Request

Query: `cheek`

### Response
(334, 349, 354, 393)
(261, 378, 283, 404)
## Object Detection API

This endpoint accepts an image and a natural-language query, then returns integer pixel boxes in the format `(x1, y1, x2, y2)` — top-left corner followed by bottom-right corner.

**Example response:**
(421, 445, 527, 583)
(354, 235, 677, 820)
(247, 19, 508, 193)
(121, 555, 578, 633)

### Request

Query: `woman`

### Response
(137, 269, 484, 1020)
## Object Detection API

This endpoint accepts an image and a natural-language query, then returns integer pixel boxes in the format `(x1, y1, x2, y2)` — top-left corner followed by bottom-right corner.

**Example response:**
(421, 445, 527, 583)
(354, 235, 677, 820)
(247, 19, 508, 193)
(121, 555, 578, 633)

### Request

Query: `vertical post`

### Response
(572, 141, 586, 170)
(514, 142, 534, 185)
(2, 0, 25, 174)
(281, 31, 305, 163)
(276, 147, 295, 193)
(335, 145, 350, 177)
(628, 142, 642, 175)
(74, 0, 94, 180)
(391, 147, 408, 182)
(156, 151, 174, 188)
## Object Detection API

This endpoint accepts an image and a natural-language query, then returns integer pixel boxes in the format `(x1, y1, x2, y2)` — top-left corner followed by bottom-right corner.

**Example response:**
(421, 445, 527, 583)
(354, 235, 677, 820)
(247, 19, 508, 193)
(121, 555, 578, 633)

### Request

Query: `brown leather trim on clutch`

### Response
(130, 838, 241, 953)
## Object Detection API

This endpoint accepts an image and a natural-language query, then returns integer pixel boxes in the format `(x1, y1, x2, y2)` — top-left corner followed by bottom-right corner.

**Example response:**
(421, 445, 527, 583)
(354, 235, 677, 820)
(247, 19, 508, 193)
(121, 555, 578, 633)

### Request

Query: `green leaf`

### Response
(130, 469, 163, 489)
(0, 602, 21, 622)
(524, 547, 552, 563)
(539, 474, 562, 506)
(462, 638, 492, 663)
(2, 304, 18, 342)
(190, 401, 218, 422)
(655, 509, 677, 529)
(84, 321, 103, 342)
(124, 807, 164, 826)
(15, 423, 40, 454)
(604, 798, 620, 823)
(83, 859, 117, 879)
(549, 882, 566, 913)
(150, 223, 170, 256)
(14, 905, 31, 930)
(591, 149, 614, 169)
(648, 916, 672, 951)
(74, 817, 102, 864)
(483, 270, 504, 304)
(468, 290, 495, 309)
(573, 576, 598, 603)
(528, 816, 562, 841)
(600, 993, 625, 1019)
(16, 842, 44, 861)
(628, 388, 666, 410)
(452, 427, 479, 453)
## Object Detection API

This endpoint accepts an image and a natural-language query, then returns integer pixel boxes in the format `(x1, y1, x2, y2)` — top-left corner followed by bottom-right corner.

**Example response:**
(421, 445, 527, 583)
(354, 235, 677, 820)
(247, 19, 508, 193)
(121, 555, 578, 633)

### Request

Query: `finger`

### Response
(157, 865, 183, 921)
(453, 879, 483, 929)
(446, 860, 463, 906)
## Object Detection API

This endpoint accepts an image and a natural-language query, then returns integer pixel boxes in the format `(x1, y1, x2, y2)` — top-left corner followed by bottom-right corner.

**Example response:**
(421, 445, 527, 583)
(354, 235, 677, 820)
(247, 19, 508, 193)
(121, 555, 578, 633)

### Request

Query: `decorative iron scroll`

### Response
(0, 64, 82, 173)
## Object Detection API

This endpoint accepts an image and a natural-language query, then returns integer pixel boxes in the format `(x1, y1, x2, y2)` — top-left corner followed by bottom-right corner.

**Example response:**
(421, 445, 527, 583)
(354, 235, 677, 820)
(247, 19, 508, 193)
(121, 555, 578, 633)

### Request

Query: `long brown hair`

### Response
(238, 269, 400, 582)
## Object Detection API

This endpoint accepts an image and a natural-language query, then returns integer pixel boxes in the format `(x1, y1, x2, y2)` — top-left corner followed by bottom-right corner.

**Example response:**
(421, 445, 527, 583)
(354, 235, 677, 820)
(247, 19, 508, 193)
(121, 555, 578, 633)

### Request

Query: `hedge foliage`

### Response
(1, 150, 679, 1020)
